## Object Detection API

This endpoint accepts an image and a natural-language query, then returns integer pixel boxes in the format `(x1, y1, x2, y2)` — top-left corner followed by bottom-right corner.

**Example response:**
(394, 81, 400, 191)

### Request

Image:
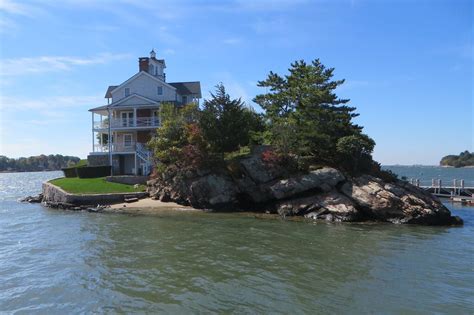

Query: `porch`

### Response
(88, 138, 153, 176)
(91, 107, 161, 131)
(93, 116, 160, 130)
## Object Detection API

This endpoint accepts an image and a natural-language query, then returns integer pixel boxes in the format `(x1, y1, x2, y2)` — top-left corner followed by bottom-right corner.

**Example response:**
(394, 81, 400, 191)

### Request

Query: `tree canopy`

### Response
(149, 59, 379, 175)
(200, 83, 263, 154)
(254, 59, 374, 169)
(0, 155, 81, 172)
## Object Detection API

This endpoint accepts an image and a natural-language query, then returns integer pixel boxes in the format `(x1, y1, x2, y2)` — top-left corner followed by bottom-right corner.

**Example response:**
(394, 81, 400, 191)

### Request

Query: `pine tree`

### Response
(200, 83, 261, 153)
(254, 59, 370, 165)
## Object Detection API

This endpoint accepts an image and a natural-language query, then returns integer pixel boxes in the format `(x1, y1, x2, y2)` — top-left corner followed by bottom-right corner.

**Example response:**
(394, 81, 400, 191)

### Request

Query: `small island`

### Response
(440, 151, 474, 168)
(35, 57, 462, 226)
(145, 59, 462, 225)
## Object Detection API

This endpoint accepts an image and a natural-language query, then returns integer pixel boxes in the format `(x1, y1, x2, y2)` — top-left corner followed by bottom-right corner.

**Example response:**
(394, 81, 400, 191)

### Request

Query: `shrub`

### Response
(76, 166, 111, 178)
(62, 167, 78, 178)
(61, 159, 88, 177)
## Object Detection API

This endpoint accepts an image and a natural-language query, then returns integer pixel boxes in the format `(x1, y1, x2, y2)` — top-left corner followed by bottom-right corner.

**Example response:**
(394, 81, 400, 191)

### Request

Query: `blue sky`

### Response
(0, 0, 472, 165)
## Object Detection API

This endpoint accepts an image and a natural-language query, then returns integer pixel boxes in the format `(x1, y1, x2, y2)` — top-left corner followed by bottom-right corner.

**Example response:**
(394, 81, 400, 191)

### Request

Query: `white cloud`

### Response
(0, 0, 45, 34)
(223, 38, 243, 45)
(251, 17, 287, 35)
(0, 53, 131, 76)
(0, 95, 103, 111)
(0, 0, 43, 16)
(156, 26, 181, 45)
(162, 48, 176, 55)
(0, 15, 17, 33)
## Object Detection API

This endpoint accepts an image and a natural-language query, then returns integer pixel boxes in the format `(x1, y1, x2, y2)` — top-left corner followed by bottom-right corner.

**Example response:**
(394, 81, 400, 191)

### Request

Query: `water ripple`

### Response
(0, 172, 473, 313)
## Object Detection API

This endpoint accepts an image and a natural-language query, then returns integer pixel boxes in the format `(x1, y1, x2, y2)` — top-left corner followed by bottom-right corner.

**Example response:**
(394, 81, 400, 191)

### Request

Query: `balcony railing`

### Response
(93, 117, 160, 129)
(93, 142, 140, 153)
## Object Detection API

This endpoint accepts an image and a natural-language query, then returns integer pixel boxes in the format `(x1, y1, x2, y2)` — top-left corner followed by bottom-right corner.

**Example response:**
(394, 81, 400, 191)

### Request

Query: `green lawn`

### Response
(49, 177, 146, 194)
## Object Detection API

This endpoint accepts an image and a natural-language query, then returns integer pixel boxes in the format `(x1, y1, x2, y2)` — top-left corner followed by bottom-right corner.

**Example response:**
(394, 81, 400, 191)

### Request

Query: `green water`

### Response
(1, 171, 473, 313)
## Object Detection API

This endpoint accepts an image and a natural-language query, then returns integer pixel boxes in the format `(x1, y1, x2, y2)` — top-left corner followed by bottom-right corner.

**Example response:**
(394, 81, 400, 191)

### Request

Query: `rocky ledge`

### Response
(148, 152, 463, 226)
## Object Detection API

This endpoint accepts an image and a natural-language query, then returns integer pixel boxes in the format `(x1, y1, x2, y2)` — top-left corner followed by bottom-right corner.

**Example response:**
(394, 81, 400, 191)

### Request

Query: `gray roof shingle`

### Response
(104, 85, 118, 98)
(169, 81, 202, 98)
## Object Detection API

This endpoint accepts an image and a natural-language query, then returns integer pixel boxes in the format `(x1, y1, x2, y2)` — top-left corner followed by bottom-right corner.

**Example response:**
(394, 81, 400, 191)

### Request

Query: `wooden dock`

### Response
(408, 178, 474, 205)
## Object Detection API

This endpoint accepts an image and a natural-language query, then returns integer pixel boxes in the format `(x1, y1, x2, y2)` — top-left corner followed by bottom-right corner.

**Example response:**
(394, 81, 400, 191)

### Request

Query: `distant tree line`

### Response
(440, 151, 474, 168)
(0, 155, 81, 172)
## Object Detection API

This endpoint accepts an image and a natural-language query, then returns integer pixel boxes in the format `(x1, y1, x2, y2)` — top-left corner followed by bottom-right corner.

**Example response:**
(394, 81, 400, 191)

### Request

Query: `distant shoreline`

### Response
(0, 170, 63, 174)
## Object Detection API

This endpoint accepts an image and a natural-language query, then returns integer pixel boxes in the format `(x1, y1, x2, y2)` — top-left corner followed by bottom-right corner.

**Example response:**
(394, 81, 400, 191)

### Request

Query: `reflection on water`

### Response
(0, 171, 473, 313)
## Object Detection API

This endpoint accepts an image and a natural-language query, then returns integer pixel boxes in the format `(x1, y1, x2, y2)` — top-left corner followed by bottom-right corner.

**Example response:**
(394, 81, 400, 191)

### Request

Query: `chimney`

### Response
(139, 57, 149, 72)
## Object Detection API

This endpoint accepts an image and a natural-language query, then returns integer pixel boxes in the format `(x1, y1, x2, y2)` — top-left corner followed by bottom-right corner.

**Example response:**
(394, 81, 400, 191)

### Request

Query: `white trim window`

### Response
(124, 88, 130, 97)
(121, 111, 134, 127)
(123, 134, 133, 148)
(157, 86, 163, 95)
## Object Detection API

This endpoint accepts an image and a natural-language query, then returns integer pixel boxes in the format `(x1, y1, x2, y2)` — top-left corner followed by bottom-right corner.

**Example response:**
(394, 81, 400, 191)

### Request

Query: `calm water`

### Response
(383, 165, 474, 187)
(0, 169, 473, 313)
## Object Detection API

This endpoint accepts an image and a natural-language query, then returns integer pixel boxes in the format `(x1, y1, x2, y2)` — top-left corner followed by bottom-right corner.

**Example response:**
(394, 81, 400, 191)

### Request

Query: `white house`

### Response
(88, 50, 201, 175)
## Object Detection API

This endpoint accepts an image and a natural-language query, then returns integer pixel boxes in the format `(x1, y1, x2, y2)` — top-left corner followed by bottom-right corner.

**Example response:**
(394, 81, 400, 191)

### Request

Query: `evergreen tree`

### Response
(254, 59, 369, 165)
(200, 83, 262, 153)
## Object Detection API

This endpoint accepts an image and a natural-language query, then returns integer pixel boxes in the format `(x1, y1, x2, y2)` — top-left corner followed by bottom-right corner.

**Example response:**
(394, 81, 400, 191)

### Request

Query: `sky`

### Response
(0, 0, 472, 165)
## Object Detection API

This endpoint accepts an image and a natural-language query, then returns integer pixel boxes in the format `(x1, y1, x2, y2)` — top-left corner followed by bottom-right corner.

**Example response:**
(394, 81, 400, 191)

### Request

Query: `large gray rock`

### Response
(189, 174, 239, 208)
(341, 175, 460, 225)
(268, 167, 345, 200)
(146, 154, 462, 225)
(239, 155, 283, 184)
(236, 177, 272, 203)
(277, 190, 358, 221)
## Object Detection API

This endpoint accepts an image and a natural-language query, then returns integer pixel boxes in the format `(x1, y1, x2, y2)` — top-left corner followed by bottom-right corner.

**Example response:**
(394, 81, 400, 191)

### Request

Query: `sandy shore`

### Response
(103, 197, 201, 215)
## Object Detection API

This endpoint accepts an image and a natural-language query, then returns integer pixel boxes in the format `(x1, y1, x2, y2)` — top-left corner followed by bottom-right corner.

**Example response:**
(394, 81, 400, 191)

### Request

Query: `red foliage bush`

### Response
(261, 149, 286, 168)
(178, 124, 209, 170)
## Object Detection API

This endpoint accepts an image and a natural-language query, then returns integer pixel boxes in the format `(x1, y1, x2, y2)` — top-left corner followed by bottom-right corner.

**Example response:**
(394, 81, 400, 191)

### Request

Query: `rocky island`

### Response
(147, 146, 462, 225)
(144, 59, 462, 226)
(34, 59, 462, 226)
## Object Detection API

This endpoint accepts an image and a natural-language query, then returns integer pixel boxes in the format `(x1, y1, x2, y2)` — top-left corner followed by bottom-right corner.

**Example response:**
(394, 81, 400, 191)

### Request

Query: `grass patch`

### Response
(224, 146, 251, 161)
(50, 177, 146, 194)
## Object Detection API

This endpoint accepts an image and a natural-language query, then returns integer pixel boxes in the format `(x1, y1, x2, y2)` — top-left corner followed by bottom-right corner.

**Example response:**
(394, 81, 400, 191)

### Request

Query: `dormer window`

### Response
(149, 64, 154, 75)
(125, 88, 130, 97)
(157, 86, 163, 95)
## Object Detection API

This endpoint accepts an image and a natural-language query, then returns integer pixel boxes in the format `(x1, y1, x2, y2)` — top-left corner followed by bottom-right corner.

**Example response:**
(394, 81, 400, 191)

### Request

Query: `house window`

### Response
(121, 111, 134, 127)
(182, 96, 187, 104)
(123, 134, 133, 148)
(125, 88, 130, 97)
(157, 86, 163, 95)
(149, 64, 154, 75)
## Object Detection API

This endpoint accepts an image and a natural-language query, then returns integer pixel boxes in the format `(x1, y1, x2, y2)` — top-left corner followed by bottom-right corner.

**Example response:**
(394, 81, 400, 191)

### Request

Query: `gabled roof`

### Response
(105, 85, 118, 98)
(108, 71, 177, 96)
(89, 94, 159, 112)
(111, 93, 157, 106)
(169, 81, 202, 98)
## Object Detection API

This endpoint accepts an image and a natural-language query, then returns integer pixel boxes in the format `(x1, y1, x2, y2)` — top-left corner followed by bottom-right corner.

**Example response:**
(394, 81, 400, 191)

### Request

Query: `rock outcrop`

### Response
(147, 152, 463, 226)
